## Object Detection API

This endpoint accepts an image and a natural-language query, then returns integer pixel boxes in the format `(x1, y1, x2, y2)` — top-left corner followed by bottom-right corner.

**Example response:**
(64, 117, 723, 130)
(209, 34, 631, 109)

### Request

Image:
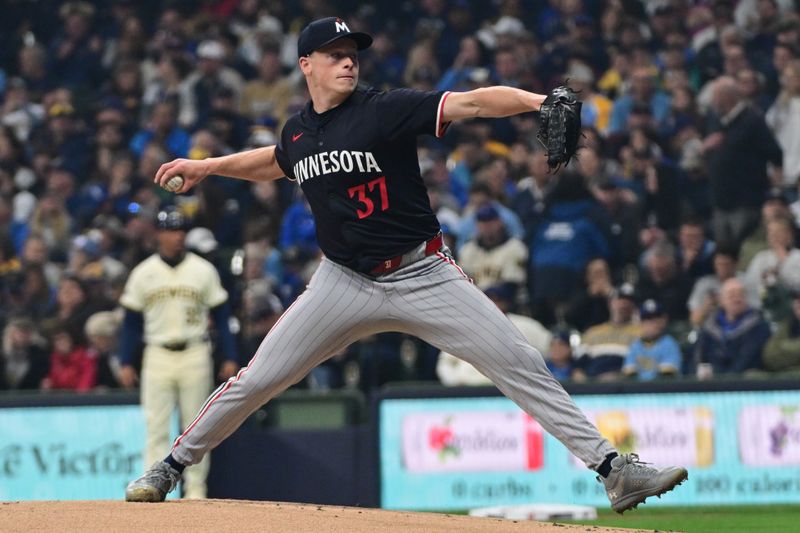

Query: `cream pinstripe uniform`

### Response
(121, 252, 228, 499)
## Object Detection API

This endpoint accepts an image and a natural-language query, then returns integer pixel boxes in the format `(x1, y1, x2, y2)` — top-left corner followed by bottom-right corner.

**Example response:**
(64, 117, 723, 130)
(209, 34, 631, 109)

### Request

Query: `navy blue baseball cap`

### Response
(297, 17, 372, 58)
(551, 329, 571, 344)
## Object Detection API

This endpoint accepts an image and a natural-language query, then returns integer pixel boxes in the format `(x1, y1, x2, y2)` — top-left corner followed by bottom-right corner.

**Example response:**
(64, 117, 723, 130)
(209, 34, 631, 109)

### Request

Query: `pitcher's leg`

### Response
(392, 262, 614, 469)
(177, 345, 214, 498)
(171, 259, 386, 466)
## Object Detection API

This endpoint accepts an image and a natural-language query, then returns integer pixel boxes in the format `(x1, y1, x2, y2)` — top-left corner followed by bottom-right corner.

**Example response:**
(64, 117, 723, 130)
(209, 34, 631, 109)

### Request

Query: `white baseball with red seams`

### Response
(163, 175, 184, 192)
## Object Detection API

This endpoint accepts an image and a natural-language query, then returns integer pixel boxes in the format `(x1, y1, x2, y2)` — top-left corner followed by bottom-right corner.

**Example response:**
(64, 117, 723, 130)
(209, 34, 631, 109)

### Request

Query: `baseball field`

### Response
(564, 504, 800, 532)
(4, 501, 798, 532)
(2, 500, 636, 533)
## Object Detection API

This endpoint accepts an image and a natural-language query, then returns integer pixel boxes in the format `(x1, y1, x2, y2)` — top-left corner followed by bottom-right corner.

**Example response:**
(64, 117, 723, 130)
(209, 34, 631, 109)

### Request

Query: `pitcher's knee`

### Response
(236, 368, 301, 405)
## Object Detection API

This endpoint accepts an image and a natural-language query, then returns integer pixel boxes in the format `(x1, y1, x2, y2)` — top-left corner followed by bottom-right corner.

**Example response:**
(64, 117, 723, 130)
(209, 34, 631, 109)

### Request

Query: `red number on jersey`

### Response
(348, 176, 389, 219)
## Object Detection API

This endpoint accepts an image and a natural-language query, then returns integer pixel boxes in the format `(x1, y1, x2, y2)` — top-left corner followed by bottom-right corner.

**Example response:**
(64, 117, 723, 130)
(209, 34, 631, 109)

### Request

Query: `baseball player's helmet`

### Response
(155, 206, 189, 231)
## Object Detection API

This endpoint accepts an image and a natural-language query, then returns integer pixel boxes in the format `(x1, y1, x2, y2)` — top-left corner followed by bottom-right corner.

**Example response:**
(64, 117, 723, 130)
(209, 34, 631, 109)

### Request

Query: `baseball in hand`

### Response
(163, 175, 184, 192)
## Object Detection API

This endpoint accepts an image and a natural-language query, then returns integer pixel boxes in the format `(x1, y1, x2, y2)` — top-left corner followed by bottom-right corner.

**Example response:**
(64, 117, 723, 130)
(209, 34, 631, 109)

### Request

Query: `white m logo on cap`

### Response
(335, 20, 350, 33)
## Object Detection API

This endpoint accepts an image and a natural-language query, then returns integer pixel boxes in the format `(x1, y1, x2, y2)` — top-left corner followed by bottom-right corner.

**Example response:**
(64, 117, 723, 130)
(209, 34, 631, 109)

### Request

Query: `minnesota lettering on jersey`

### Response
(293, 150, 382, 184)
(143, 286, 204, 307)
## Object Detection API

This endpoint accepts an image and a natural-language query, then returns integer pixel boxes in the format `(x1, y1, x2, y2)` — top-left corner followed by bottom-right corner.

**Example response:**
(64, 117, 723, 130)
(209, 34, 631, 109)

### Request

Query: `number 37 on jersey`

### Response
(348, 176, 389, 219)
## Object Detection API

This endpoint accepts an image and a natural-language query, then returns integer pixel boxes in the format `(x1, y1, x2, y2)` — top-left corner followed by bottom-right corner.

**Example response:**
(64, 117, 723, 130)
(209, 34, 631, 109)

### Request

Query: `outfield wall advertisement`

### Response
(379, 391, 800, 510)
(0, 405, 177, 501)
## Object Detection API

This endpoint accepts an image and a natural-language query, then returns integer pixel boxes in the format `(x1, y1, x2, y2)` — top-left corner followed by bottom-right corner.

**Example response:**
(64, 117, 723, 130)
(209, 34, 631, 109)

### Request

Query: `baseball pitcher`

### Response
(125, 18, 687, 513)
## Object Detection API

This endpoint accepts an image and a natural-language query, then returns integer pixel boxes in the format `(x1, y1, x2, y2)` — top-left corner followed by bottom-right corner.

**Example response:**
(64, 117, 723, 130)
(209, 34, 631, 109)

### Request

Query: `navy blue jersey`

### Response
(275, 87, 451, 273)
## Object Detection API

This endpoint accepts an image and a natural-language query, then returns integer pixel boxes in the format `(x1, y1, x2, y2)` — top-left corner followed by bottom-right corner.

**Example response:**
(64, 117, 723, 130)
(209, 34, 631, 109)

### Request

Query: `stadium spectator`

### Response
(0, 317, 49, 390)
(240, 281, 283, 364)
(575, 283, 641, 382)
(84, 310, 122, 389)
(185, 39, 245, 128)
(766, 60, 800, 193)
(130, 101, 191, 160)
(704, 76, 783, 248)
(41, 323, 97, 391)
(737, 67, 771, 113)
(458, 204, 527, 291)
(1, 78, 44, 142)
(589, 173, 641, 273)
(240, 44, 295, 127)
(618, 131, 683, 234)
(688, 247, 748, 328)
(529, 172, 610, 325)
(6, 264, 52, 323)
(739, 188, 794, 269)
(0, 234, 21, 290)
(436, 35, 490, 93)
(102, 60, 143, 121)
(90, 105, 129, 182)
(694, 277, 771, 378)
(637, 242, 692, 323)
(743, 216, 800, 318)
(510, 149, 554, 242)
(17, 44, 53, 103)
(609, 67, 672, 136)
(564, 258, 614, 332)
(141, 54, 194, 130)
(30, 101, 91, 179)
(278, 195, 318, 255)
(458, 181, 525, 249)
(763, 289, 800, 373)
(676, 217, 715, 284)
(623, 299, 682, 381)
(20, 233, 61, 287)
(546, 329, 576, 381)
(48, 1, 103, 91)
(199, 87, 252, 152)
(41, 274, 94, 342)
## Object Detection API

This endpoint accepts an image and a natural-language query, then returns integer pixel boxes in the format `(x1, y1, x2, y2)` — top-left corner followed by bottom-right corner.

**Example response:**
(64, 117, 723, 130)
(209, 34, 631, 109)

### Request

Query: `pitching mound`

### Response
(1, 500, 648, 532)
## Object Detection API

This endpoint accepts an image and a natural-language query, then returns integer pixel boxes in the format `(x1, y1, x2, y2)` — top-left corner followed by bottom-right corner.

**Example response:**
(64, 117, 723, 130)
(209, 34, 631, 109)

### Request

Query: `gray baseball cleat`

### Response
(125, 461, 181, 502)
(599, 453, 688, 513)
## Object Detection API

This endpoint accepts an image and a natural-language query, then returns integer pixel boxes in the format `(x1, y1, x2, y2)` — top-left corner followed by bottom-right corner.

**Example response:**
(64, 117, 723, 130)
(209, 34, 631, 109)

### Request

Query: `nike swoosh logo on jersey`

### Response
(292, 132, 304, 142)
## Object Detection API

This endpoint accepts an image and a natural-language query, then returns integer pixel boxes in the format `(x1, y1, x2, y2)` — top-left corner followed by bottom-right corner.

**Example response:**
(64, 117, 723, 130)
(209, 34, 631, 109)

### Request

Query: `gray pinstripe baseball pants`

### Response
(171, 248, 615, 470)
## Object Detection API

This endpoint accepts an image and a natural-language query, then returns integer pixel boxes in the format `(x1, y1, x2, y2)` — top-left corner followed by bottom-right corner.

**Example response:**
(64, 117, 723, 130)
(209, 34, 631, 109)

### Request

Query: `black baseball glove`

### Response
(536, 85, 582, 172)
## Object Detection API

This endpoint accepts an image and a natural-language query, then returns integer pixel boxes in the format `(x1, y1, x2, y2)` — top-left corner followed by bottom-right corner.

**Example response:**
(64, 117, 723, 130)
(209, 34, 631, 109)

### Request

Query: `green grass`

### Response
(562, 505, 800, 532)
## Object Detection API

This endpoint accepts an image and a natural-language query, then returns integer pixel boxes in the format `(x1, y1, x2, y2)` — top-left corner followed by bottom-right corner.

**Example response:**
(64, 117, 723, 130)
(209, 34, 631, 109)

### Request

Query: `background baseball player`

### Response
(119, 207, 239, 499)
(125, 17, 687, 513)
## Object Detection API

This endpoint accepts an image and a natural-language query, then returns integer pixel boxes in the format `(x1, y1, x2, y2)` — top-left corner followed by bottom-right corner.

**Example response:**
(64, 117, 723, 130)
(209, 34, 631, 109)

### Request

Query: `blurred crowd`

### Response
(3, 0, 800, 394)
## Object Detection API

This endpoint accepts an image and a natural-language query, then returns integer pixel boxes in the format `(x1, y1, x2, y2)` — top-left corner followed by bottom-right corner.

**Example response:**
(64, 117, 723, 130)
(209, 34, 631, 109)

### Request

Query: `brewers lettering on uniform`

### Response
(126, 17, 688, 513)
(119, 207, 239, 499)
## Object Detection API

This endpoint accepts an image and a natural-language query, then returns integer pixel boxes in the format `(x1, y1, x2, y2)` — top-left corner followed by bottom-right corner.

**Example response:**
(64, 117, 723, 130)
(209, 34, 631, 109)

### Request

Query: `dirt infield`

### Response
(1, 500, 649, 532)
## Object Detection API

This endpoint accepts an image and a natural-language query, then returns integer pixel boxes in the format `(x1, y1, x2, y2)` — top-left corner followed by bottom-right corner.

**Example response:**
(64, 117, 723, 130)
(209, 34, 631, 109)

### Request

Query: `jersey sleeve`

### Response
(274, 137, 294, 181)
(119, 266, 145, 312)
(204, 262, 229, 308)
(375, 89, 452, 140)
